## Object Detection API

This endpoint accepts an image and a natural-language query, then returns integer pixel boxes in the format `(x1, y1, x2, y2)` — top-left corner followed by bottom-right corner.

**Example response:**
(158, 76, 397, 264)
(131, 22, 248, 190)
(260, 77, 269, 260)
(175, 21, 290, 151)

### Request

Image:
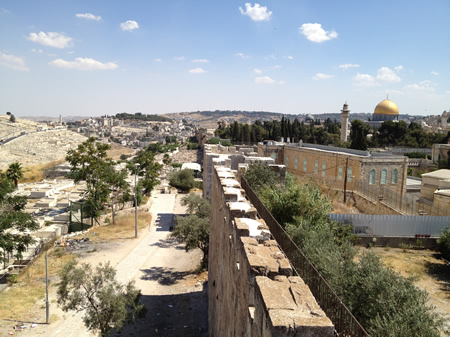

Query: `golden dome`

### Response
(374, 99, 399, 115)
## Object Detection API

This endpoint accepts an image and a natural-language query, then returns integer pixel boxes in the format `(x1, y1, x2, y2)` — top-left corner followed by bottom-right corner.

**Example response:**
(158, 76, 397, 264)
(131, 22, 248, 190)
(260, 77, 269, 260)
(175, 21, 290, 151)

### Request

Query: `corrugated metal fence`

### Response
(329, 214, 450, 237)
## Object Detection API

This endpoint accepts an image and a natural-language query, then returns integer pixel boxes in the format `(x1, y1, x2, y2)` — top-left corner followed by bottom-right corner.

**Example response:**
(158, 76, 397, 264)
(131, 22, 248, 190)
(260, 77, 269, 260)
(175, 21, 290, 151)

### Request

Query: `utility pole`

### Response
(134, 163, 140, 238)
(344, 157, 349, 203)
(45, 253, 49, 324)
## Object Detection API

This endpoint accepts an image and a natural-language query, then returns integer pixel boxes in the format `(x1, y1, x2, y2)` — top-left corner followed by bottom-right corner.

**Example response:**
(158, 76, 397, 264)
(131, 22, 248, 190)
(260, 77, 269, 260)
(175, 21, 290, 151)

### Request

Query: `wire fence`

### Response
(354, 180, 450, 216)
(241, 177, 370, 337)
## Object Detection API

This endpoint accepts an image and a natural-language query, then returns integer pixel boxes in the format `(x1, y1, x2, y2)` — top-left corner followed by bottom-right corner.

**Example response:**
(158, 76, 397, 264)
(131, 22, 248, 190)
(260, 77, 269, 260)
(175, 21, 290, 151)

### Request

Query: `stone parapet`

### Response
(208, 166, 333, 337)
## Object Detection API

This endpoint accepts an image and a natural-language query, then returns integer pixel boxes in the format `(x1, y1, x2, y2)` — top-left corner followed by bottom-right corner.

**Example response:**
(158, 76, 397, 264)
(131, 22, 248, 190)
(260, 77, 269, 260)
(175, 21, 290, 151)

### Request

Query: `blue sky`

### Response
(1, 0, 449, 117)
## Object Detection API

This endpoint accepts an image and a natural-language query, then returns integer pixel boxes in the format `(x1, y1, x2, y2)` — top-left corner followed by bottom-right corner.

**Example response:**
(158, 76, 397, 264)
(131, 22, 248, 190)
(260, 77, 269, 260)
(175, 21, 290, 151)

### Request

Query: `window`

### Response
(322, 162, 326, 177)
(338, 165, 343, 180)
(314, 160, 318, 174)
(294, 156, 298, 169)
(285, 155, 289, 167)
(348, 167, 353, 182)
(303, 158, 307, 172)
(369, 169, 376, 185)
(270, 153, 276, 160)
(381, 169, 387, 184)
(392, 169, 398, 184)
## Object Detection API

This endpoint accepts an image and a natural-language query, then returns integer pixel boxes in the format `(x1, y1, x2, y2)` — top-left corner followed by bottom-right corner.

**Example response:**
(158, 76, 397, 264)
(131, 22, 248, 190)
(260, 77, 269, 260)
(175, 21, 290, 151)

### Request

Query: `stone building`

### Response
(417, 169, 450, 215)
(258, 142, 408, 197)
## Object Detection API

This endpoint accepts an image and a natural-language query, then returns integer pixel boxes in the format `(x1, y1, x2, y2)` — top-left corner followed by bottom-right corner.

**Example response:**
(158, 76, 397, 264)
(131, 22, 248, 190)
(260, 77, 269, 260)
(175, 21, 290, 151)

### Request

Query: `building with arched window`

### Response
(258, 142, 408, 196)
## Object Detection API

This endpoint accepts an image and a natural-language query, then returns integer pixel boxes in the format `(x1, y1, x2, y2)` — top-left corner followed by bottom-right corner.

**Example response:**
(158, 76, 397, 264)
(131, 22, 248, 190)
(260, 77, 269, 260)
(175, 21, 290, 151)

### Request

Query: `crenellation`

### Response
(209, 166, 334, 337)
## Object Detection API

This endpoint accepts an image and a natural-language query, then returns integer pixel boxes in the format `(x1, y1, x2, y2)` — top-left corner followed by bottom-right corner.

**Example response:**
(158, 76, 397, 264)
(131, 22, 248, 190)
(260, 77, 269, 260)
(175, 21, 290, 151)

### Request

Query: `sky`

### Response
(1, 0, 449, 117)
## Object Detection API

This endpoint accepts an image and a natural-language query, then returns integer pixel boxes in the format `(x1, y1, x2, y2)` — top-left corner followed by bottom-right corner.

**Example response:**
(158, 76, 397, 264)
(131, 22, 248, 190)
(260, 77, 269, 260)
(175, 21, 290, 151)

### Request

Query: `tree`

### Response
(171, 193, 210, 267)
(6, 162, 24, 187)
(104, 166, 130, 225)
(9, 114, 16, 123)
(66, 137, 115, 220)
(437, 227, 450, 260)
(57, 261, 145, 337)
(129, 150, 162, 196)
(349, 120, 370, 150)
(244, 162, 278, 194)
(0, 172, 38, 268)
(162, 153, 172, 167)
(169, 169, 196, 192)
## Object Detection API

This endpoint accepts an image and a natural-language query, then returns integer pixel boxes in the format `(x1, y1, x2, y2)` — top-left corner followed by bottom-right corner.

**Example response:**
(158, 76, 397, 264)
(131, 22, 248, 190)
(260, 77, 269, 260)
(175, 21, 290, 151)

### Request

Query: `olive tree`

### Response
(57, 260, 145, 337)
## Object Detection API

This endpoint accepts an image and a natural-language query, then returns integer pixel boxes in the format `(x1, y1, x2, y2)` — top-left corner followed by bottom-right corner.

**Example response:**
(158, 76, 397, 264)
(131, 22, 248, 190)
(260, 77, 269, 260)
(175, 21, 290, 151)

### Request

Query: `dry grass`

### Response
(0, 246, 76, 322)
(21, 160, 65, 183)
(360, 246, 450, 333)
(81, 212, 152, 243)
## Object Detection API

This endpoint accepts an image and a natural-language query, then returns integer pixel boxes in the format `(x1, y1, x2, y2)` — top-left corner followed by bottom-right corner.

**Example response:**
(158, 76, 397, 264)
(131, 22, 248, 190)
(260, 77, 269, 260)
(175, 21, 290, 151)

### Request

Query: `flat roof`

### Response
(422, 169, 450, 180)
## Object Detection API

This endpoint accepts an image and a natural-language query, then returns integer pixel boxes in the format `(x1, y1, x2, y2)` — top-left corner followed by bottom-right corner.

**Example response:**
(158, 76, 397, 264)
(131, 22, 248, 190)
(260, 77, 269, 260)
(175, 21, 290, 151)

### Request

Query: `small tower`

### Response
(59, 115, 62, 124)
(441, 111, 448, 130)
(340, 102, 350, 142)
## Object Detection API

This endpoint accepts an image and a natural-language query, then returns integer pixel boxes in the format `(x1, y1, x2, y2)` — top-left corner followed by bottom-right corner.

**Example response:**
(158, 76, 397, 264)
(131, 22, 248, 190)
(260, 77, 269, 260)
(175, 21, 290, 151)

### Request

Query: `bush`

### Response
(169, 169, 196, 192)
(438, 227, 450, 260)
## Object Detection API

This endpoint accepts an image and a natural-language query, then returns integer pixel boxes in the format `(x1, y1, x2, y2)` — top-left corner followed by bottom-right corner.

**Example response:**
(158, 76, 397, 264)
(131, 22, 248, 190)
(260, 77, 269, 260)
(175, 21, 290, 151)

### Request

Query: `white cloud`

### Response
(192, 59, 209, 63)
(75, 13, 101, 21)
(189, 67, 206, 74)
(431, 71, 439, 76)
(377, 67, 401, 83)
(120, 20, 139, 31)
(299, 23, 337, 43)
(1, 8, 9, 14)
(312, 73, 334, 80)
(404, 80, 435, 93)
(235, 52, 250, 59)
(352, 73, 378, 87)
(239, 3, 272, 21)
(394, 65, 403, 72)
(0, 52, 29, 71)
(27, 31, 73, 48)
(272, 64, 281, 69)
(153, 58, 161, 62)
(285, 55, 294, 60)
(339, 63, 359, 70)
(174, 56, 185, 61)
(49, 57, 118, 70)
(255, 76, 275, 84)
(31, 48, 43, 54)
(254, 68, 262, 74)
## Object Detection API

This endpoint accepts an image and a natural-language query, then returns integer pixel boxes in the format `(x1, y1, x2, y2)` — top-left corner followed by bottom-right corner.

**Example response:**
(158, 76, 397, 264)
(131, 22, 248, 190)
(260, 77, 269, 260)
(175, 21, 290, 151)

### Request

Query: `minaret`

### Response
(340, 102, 350, 142)
(441, 111, 448, 130)
(59, 115, 62, 124)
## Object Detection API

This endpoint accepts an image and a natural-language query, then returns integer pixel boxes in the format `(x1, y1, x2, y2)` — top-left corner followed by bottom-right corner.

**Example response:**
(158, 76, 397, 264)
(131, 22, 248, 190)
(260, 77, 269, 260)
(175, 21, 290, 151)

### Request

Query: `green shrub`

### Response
(169, 169, 196, 192)
(437, 227, 450, 260)
(7, 274, 18, 285)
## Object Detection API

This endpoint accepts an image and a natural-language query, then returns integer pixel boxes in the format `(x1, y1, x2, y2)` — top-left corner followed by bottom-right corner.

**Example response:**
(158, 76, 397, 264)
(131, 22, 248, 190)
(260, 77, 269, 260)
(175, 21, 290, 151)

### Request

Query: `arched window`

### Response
(303, 158, 307, 172)
(348, 166, 353, 182)
(322, 162, 326, 177)
(369, 169, 376, 185)
(381, 169, 387, 184)
(294, 156, 298, 169)
(314, 160, 318, 174)
(285, 155, 289, 167)
(338, 165, 343, 180)
(392, 169, 398, 184)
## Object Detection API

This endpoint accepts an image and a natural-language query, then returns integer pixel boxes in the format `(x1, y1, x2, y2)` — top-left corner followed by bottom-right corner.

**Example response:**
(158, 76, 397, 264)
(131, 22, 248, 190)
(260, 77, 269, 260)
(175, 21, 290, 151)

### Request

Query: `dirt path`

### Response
(12, 191, 207, 337)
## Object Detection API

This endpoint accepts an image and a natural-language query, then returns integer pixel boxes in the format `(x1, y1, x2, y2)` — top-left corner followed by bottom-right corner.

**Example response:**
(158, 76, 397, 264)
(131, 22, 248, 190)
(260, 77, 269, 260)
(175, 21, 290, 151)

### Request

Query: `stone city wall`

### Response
(208, 166, 334, 337)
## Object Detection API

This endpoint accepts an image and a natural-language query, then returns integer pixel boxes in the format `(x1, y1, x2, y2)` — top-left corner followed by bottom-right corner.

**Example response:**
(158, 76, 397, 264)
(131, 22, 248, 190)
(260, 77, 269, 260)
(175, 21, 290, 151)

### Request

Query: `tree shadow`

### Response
(150, 237, 185, 250)
(140, 266, 191, 285)
(112, 285, 208, 337)
(426, 253, 450, 293)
